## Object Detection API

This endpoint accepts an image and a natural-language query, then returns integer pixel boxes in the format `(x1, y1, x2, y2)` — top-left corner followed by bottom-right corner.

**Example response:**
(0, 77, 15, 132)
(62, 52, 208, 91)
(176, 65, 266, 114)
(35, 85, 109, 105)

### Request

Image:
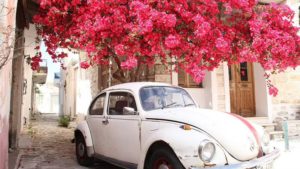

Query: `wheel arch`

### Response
(138, 127, 205, 169)
(143, 140, 179, 169)
(75, 129, 83, 138)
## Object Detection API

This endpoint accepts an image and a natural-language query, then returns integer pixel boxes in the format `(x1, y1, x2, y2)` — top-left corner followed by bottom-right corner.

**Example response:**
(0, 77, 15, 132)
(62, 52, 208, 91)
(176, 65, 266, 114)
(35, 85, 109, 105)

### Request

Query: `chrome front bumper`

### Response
(191, 149, 280, 169)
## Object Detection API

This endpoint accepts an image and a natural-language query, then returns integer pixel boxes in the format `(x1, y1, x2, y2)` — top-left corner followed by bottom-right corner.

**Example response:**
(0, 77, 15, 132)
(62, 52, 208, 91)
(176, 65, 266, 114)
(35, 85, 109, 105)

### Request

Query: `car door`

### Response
(86, 92, 107, 154)
(103, 91, 141, 165)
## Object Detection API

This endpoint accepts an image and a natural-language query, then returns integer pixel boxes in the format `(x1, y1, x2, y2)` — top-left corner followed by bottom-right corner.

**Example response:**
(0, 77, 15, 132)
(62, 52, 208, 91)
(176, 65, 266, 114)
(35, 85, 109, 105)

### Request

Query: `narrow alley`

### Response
(16, 115, 121, 169)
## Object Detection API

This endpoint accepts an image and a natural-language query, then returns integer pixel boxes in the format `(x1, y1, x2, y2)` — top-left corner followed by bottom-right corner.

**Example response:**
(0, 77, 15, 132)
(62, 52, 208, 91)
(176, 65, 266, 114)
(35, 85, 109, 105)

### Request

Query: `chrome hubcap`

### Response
(158, 164, 170, 169)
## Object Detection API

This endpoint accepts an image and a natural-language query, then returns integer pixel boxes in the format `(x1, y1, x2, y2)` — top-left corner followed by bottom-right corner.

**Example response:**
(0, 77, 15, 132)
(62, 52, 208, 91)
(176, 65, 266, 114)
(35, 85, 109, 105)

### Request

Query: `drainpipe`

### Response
(283, 120, 290, 151)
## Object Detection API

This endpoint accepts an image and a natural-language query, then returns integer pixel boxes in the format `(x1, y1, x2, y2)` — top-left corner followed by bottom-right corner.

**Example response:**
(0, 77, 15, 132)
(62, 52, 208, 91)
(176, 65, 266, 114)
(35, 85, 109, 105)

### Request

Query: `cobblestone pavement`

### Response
(17, 114, 121, 169)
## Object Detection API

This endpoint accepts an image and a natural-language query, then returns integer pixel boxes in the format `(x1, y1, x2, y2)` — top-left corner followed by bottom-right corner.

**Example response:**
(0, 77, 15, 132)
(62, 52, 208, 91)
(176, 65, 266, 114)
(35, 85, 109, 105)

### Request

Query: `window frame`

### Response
(178, 68, 203, 88)
(89, 92, 106, 116)
(107, 90, 138, 116)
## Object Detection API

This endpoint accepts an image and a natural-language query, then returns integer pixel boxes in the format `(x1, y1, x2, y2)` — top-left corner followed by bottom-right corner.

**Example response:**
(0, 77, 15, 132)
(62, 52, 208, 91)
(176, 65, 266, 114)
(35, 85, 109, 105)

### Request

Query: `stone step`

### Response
(260, 123, 277, 127)
(262, 124, 276, 133)
(260, 123, 277, 131)
(246, 117, 270, 124)
(268, 131, 284, 140)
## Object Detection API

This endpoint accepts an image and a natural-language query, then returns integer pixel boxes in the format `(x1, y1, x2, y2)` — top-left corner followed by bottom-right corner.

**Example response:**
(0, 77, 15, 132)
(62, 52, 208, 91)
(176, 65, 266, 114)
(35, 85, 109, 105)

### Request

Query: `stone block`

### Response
(264, 125, 275, 132)
(269, 131, 284, 140)
(288, 130, 299, 137)
(276, 111, 289, 119)
(296, 112, 300, 120)
(288, 112, 296, 120)
(285, 120, 300, 137)
(279, 100, 289, 104)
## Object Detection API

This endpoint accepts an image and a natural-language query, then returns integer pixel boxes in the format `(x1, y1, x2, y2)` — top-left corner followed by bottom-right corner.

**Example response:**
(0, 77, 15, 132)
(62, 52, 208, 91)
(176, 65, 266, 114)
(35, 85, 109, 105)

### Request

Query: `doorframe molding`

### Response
(223, 63, 231, 113)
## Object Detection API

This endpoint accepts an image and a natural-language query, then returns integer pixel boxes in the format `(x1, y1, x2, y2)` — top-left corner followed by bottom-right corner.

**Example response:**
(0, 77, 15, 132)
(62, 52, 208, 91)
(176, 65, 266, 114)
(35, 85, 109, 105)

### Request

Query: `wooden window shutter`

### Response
(188, 75, 199, 88)
(178, 68, 203, 88)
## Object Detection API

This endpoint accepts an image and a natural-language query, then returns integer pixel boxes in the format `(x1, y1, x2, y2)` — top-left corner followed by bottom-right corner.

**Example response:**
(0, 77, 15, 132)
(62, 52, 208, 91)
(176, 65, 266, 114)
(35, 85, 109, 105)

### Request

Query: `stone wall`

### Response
(62, 52, 99, 118)
(84, 66, 100, 98)
(271, 67, 300, 121)
(21, 24, 36, 130)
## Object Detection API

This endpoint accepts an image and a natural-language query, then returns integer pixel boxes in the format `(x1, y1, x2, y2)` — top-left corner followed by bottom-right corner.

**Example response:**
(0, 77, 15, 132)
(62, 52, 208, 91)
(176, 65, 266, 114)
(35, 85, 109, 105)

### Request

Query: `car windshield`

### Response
(140, 86, 196, 111)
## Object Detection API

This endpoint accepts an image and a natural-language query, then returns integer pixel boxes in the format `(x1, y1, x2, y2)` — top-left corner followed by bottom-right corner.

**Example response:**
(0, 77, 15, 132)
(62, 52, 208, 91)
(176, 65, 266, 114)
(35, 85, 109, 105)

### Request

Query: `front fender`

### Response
(75, 121, 94, 156)
(138, 123, 227, 169)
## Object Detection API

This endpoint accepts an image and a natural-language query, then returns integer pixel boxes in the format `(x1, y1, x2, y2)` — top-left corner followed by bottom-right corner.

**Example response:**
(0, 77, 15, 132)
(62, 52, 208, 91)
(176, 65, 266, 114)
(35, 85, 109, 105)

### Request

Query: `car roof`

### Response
(102, 82, 172, 93)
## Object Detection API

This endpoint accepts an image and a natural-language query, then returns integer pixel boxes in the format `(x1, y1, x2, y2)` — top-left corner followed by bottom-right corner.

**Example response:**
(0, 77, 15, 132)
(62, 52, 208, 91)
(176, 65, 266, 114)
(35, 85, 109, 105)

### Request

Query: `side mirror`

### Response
(123, 107, 138, 115)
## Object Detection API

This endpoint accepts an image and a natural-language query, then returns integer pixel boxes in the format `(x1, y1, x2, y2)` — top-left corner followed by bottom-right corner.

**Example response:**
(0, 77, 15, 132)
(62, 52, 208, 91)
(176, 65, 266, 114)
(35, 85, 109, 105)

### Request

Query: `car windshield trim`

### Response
(139, 86, 196, 111)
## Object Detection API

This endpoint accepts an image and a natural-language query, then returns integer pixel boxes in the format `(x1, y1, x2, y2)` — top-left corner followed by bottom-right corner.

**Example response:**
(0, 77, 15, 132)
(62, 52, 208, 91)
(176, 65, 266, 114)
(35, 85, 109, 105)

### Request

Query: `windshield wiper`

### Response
(184, 103, 195, 107)
(162, 102, 177, 109)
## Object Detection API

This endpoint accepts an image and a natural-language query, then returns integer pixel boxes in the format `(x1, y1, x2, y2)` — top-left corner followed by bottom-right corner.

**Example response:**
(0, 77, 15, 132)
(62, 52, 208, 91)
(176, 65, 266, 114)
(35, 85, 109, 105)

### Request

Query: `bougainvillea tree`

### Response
(33, 0, 300, 96)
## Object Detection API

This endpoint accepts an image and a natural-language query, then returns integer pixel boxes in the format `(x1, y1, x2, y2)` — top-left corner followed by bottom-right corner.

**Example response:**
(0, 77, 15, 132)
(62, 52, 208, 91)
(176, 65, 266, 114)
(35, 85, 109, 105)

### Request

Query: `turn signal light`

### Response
(181, 124, 192, 130)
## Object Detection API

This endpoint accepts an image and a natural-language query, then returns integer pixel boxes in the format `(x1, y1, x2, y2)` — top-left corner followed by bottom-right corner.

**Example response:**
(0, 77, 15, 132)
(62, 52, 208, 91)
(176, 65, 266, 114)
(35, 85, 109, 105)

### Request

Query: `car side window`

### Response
(108, 92, 137, 115)
(89, 93, 106, 115)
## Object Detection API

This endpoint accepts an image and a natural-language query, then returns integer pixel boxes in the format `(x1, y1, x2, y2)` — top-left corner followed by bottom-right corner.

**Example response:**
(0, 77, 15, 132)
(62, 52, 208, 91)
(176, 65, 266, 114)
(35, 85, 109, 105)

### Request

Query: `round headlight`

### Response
(198, 140, 216, 163)
(262, 132, 270, 146)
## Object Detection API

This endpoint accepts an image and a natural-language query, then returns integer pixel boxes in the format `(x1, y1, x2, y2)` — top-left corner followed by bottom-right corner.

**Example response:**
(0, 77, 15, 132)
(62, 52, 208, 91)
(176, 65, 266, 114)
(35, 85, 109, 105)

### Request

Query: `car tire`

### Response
(76, 134, 94, 166)
(148, 147, 185, 169)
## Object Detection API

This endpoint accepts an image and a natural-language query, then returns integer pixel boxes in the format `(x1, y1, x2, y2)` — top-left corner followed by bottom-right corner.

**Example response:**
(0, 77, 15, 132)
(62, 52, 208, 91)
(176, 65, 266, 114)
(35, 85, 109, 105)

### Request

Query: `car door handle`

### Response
(102, 118, 109, 125)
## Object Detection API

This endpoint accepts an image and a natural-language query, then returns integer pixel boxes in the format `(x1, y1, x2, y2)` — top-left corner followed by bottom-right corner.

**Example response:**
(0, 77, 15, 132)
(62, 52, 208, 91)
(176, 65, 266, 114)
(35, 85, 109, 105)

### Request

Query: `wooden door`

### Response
(229, 62, 255, 117)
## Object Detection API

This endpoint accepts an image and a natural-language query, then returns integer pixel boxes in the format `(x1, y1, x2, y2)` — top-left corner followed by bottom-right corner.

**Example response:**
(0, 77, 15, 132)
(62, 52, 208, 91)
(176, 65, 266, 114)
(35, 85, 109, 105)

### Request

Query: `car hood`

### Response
(144, 107, 260, 161)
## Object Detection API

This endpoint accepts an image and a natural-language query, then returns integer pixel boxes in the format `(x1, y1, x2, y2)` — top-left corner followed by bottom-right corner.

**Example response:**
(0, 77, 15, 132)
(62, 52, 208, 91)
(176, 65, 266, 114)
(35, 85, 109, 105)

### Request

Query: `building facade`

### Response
(0, 1, 18, 169)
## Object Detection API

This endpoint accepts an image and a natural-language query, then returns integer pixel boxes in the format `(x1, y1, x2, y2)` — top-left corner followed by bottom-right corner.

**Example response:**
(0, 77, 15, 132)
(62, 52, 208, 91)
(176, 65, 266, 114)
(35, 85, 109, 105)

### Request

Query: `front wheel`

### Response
(148, 147, 185, 169)
(76, 135, 94, 166)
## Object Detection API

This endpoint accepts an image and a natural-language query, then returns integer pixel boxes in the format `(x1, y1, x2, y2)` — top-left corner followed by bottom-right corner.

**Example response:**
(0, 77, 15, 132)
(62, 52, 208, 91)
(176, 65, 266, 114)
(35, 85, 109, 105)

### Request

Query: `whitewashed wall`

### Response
(253, 63, 272, 118)
(0, 0, 17, 169)
(20, 24, 36, 129)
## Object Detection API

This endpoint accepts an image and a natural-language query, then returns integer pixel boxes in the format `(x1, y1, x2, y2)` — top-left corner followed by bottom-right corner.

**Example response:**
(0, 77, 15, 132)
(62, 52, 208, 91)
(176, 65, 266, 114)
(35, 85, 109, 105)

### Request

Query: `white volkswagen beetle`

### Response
(74, 82, 279, 169)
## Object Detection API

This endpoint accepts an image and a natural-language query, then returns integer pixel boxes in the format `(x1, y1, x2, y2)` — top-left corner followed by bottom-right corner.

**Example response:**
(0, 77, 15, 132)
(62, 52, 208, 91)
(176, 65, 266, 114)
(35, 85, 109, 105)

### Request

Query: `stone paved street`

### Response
(17, 115, 121, 169)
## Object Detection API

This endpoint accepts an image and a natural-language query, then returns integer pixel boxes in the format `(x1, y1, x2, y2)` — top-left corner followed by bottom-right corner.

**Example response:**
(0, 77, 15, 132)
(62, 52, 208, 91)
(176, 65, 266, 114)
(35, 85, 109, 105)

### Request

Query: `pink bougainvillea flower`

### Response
(57, 52, 68, 58)
(165, 35, 180, 49)
(32, 0, 300, 96)
(80, 61, 90, 69)
(30, 52, 42, 71)
(189, 65, 206, 84)
(114, 44, 126, 56)
(223, 3, 233, 14)
(215, 37, 230, 53)
(194, 22, 211, 38)
(121, 57, 138, 70)
(269, 85, 278, 97)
